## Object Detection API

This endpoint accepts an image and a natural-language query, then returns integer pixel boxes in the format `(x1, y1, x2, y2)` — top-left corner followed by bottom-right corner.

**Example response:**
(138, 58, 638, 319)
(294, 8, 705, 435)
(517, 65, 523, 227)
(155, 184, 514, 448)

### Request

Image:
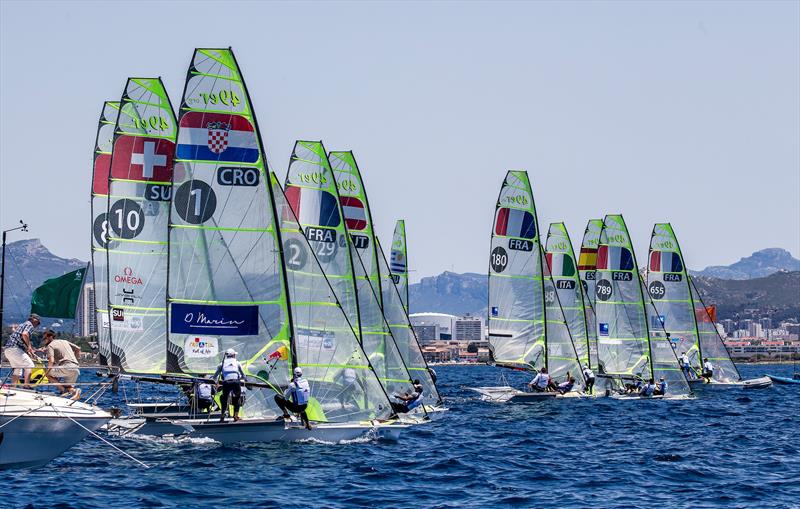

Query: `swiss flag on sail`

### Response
(110, 136, 175, 182)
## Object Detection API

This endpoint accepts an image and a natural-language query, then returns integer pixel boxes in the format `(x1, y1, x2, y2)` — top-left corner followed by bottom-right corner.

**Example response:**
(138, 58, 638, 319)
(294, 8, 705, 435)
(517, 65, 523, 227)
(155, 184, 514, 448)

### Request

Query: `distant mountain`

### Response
(1, 239, 85, 324)
(409, 271, 487, 317)
(410, 269, 800, 323)
(691, 271, 800, 324)
(690, 248, 800, 280)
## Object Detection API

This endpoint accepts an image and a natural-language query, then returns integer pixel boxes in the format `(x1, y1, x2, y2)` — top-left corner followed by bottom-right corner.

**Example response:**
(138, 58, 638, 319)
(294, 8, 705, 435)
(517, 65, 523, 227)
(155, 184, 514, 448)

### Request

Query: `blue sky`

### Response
(1, 1, 798, 280)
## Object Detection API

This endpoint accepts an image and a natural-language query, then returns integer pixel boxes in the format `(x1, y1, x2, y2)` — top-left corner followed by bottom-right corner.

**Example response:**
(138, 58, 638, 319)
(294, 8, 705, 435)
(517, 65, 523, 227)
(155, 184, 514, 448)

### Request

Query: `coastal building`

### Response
(410, 312, 456, 342)
(77, 283, 97, 337)
(453, 314, 484, 341)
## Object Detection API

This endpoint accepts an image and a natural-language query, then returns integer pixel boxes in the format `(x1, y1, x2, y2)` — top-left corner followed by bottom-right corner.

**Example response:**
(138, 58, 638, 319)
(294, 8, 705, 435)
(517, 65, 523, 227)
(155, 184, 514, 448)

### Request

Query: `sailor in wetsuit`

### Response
(702, 358, 714, 383)
(639, 378, 656, 397)
(653, 376, 668, 396)
(582, 365, 596, 394)
(274, 367, 312, 430)
(392, 380, 424, 414)
(213, 348, 246, 422)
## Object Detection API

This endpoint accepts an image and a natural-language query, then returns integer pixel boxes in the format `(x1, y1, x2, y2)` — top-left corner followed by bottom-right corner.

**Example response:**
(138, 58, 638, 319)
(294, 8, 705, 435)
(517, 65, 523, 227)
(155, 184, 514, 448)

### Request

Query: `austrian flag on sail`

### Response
(340, 196, 367, 230)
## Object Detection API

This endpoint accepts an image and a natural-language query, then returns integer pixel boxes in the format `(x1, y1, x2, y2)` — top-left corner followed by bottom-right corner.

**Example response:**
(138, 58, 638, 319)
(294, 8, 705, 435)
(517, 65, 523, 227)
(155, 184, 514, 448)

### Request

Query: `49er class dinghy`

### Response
(166, 48, 401, 443)
(471, 171, 588, 403)
(593, 215, 692, 399)
(646, 224, 771, 390)
(1, 388, 110, 469)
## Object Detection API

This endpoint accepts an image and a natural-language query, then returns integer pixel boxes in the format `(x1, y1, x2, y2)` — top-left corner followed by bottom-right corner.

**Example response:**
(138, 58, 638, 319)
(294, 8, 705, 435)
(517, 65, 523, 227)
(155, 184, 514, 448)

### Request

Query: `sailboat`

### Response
(165, 48, 402, 443)
(330, 151, 444, 416)
(474, 170, 587, 402)
(593, 215, 692, 399)
(390, 220, 409, 314)
(647, 224, 771, 389)
(577, 219, 602, 369)
(284, 141, 424, 420)
(91, 101, 120, 368)
(544, 223, 591, 379)
(106, 77, 176, 374)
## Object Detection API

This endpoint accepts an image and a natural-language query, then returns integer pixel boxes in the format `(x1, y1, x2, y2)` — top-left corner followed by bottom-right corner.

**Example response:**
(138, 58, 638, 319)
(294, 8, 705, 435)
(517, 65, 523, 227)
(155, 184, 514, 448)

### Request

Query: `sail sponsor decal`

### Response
(339, 196, 367, 231)
(296, 329, 336, 351)
(109, 310, 144, 332)
(599, 323, 609, 336)
(494, 208, 536, 239)
(176, 112, 258, 162)
(170, 303, 259, 335)
(184, 336, 219, 358)
(110, 136, 175, 182)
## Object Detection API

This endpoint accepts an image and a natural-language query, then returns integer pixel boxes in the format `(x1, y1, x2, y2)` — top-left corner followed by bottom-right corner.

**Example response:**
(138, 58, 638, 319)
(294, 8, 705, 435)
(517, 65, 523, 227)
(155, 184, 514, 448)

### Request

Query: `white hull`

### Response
(468, 386, 559, 403)
(398, 404, 449, 424)
(1, 388, 110, 469)
(689, 376, 773, 390)
(177, 418, 406, 444)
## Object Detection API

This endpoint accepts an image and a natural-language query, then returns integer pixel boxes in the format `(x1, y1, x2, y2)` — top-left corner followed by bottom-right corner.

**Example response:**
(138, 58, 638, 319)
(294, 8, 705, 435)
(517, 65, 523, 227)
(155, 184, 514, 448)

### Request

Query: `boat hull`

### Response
(1, 389, 110, 469)
(468, 386, 559, 403)
(689, 376, 773, 389)
(177, 418, 404, 444)
(767, 375, 800, 385)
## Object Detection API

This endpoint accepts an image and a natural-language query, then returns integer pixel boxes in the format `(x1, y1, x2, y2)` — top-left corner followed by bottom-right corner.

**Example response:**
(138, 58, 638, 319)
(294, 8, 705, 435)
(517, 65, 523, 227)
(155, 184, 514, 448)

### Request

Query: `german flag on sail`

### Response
(578, 247, 597, 270)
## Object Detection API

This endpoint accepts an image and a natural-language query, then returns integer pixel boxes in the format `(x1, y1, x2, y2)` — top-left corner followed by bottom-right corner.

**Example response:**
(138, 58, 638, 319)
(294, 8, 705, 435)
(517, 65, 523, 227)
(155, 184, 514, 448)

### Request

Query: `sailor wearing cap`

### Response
(654, 376, 668, 396)
(213, 348, 246, 422)
(274, 366, 312, 430)
(2, 313, 41, 387)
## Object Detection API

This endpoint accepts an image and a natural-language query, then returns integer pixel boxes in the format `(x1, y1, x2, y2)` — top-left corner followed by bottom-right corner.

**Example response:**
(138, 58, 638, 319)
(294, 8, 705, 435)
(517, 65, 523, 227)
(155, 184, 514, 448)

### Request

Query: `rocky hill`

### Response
(1, 239, 85, 324)
(690, 248, 800, 280)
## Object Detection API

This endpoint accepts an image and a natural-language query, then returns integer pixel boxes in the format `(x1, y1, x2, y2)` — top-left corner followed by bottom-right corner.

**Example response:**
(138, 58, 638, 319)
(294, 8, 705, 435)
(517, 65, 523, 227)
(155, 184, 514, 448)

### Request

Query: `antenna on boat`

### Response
(1, 219, 29, 366)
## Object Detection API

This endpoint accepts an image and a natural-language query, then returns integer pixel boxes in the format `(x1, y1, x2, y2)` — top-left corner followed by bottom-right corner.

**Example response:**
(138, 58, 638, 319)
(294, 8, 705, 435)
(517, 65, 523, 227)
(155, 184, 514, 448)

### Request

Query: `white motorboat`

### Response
(689, 376, 773, 390)
(0, 387, 111, 468)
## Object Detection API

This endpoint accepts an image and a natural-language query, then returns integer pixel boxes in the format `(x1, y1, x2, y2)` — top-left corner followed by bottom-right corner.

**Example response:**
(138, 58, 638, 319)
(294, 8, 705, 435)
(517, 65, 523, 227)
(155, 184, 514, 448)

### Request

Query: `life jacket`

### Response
(197, 383, 213, 400)
(222, 358, 242, 381)
(534, 373, 550, 388)
(406, 387, 424, 411)
(704, 362, 713, 372)
(291, 377, 311, 405)
(657, 381, 667, 393)
(583, 368, 595, 379)
(641, 384, 655, 396)
(681, 355, 690, 367)
(342, 368, 357, 385)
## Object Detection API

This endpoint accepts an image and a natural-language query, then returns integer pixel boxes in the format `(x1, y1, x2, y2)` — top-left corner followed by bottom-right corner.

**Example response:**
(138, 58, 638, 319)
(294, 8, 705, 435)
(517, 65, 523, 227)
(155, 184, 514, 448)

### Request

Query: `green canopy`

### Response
(30, 267, 87, 318)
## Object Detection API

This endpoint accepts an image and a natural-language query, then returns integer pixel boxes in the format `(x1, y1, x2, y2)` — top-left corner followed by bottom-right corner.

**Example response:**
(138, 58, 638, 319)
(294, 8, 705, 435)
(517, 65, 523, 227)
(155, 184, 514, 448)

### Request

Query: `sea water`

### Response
(3, 364, 799, 508)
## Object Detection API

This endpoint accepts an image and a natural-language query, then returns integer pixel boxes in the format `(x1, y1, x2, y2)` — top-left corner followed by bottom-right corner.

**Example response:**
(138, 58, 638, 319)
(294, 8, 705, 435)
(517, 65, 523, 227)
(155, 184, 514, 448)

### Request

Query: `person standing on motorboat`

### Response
(582, 365, 596, 394)
(654, 376, 668, 396)
(639, 378, 656, 397)
(42, 330, 81, 400)
(701, 358, 714, 383)
(528, 367, 551, 392)
(679, 352, 693, 379)
(392, 379, 424, 414)
(213, 348, 246, 422)
(2, 313, 40, 387)
(274, 366, 312, 430)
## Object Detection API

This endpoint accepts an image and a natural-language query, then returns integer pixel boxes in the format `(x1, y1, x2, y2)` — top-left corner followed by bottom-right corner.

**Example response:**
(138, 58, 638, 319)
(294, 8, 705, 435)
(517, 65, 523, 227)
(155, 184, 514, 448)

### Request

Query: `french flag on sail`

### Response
(176, 112, 259, 163)
(649, 251, 683, 273)
(340, 196, 367, 231)
(596, 245, 634, 271)
(494, 208, 536, 239)
(284, 186, 341, 228)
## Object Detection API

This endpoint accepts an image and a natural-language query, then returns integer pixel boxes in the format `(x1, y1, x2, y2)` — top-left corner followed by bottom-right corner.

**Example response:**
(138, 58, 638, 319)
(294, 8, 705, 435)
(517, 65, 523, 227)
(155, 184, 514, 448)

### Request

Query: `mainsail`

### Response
(390, 220, 409, 313)
(646, 223, 702, 373)
(594, 214, 650, 379)
(272, 173, 394, 421)
(578, 219, 602, 369)
(646, 224, 740, 383)
(689, 277, 741, 382)
(545, 223, 590, 376)
(488, 170, 545, 371)
(284, 141, 358, 333)
(91, 101, 119, 367)
(167, 48, 291, 386)
(330, 151, 441, 405)
(106, 79, 176, 373)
